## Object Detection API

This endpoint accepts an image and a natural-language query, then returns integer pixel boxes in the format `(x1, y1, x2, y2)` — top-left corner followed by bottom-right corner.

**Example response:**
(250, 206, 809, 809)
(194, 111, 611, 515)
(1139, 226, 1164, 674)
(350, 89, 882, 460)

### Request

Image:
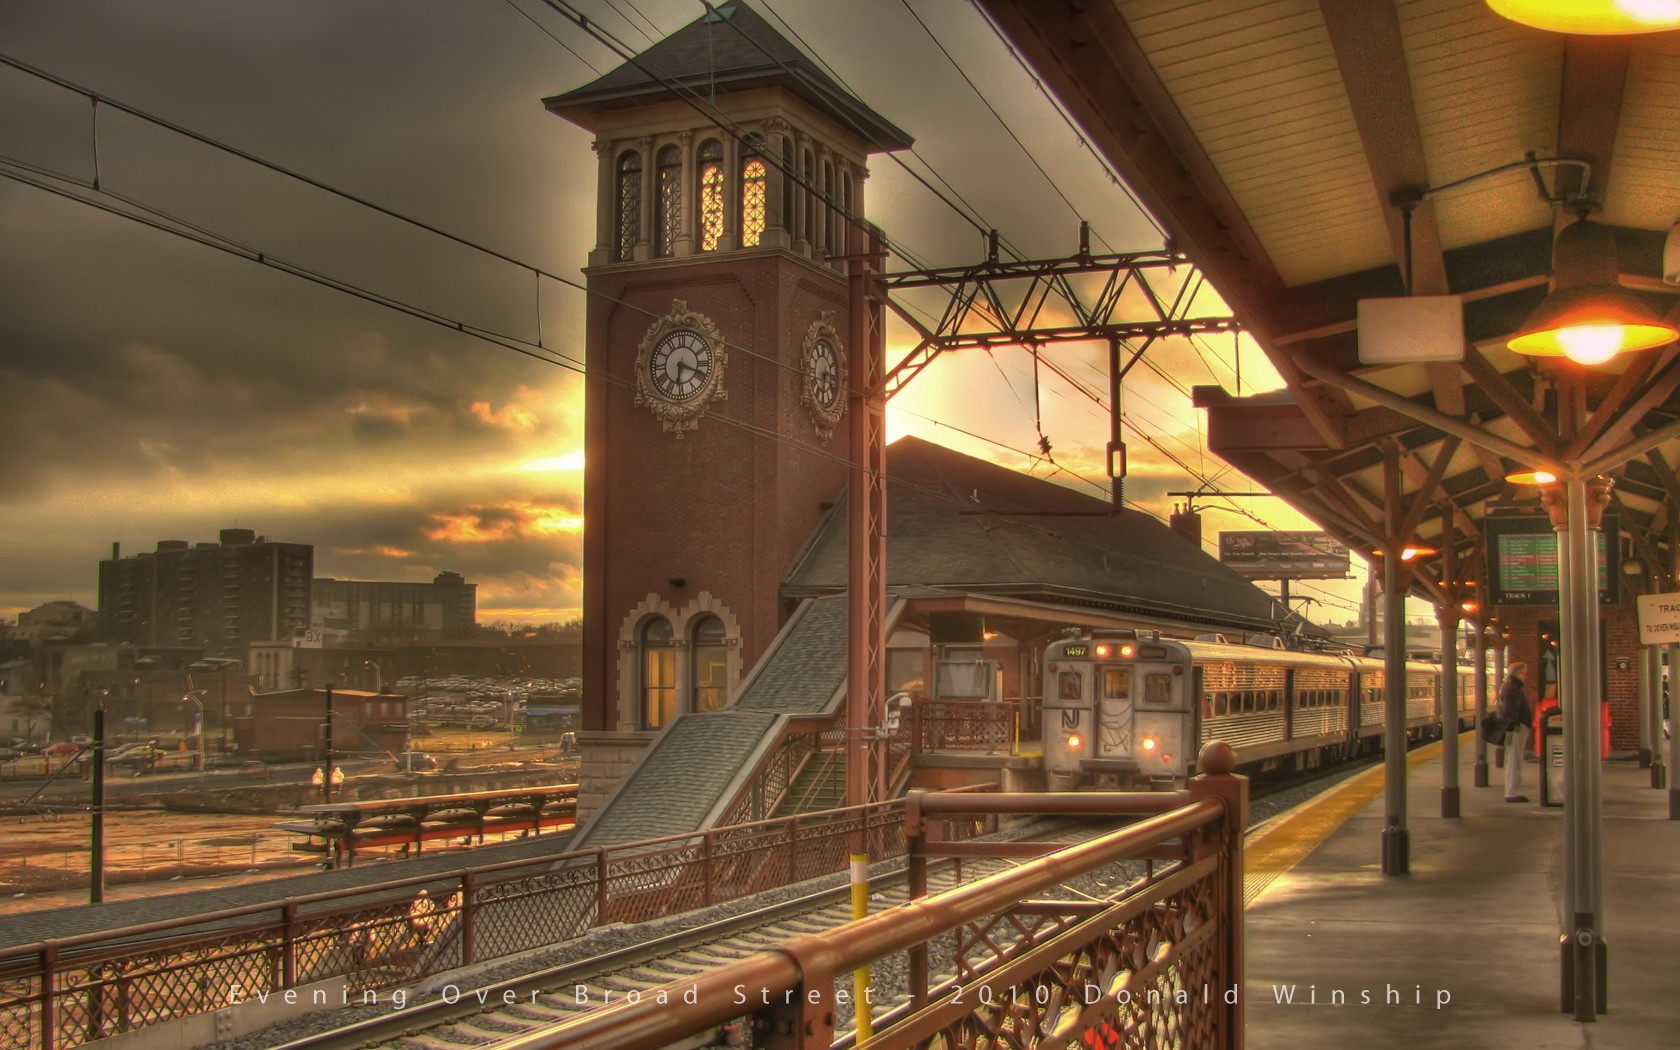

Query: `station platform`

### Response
(1243, 738, 1676, 1048)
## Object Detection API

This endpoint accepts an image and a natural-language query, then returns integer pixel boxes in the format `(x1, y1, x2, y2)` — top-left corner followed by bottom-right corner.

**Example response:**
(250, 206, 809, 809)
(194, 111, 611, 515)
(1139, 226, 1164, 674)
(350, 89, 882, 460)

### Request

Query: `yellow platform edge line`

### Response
(1241, 734, 1461, 905)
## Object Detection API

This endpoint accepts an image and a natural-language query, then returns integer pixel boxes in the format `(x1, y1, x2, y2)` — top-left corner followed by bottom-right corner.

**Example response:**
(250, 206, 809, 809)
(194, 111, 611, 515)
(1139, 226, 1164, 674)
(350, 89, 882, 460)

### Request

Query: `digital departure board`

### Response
(1486, 514, 1617, 606)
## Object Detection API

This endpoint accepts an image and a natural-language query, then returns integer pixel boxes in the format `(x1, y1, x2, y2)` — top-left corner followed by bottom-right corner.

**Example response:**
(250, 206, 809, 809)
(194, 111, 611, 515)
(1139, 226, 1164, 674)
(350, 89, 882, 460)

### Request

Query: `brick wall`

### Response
(1490, 602, 1642, 752)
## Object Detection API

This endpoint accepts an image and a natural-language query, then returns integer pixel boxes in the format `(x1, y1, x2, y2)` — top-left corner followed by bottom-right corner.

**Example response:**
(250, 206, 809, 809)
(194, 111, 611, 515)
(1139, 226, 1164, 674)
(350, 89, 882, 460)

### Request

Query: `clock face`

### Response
(809, 339, 839, 408)
(648, 329, 713, 402)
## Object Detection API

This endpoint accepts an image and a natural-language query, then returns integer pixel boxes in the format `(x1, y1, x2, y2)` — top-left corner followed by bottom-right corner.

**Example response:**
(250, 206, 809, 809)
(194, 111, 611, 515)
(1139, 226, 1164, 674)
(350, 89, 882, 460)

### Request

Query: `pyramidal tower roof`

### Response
(544, 0, 912, 151)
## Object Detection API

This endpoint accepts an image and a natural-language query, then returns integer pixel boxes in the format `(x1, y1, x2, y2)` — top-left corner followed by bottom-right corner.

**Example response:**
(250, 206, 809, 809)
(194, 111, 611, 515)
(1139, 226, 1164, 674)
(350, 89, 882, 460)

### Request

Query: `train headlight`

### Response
(1119, 644, 1135, 658)
(1066, 733, 1083, 750)
(1094, 644, 1110, 658)
(1141, 736, 1158, 752)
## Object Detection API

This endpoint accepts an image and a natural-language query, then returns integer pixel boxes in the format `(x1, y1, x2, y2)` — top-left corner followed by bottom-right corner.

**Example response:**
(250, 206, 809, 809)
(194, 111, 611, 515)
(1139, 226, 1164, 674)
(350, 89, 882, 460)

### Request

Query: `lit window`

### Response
(697, 140, 725, 252)
(641, 617, 676, 729)
(615, 150, 642, 262)
(741, 154, 766, 248)
(654, 145, 681, 257)
(692, 615, 728, 712)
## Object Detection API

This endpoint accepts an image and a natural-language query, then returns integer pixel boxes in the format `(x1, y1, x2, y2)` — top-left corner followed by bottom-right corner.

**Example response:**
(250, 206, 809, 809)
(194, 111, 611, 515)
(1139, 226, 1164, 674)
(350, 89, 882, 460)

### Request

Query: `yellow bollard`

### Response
(850, 852, 872, 1040)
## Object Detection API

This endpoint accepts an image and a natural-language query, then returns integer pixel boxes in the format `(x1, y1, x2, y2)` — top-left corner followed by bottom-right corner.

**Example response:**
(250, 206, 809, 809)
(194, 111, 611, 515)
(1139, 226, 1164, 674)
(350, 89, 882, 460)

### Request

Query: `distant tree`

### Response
(11, 694, 53, 743)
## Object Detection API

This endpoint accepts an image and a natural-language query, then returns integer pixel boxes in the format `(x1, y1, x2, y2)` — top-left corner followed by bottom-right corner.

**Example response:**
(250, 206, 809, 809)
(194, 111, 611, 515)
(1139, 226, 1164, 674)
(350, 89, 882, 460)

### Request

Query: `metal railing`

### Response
(913, 698, 1027, 754)
(0, 792, 997, 1050)
(482, 742, 1248, 1049)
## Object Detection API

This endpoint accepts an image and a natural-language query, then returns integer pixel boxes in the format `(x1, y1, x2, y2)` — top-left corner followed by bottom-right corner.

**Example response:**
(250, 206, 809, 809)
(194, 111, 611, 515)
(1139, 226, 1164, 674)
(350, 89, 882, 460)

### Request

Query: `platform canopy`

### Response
(979, 0, 1680, 609)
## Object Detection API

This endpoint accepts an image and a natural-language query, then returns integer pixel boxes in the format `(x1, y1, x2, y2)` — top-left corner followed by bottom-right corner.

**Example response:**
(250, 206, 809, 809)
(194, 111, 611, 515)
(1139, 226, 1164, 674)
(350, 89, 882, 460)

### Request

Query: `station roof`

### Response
(979, 0, 1680, 610)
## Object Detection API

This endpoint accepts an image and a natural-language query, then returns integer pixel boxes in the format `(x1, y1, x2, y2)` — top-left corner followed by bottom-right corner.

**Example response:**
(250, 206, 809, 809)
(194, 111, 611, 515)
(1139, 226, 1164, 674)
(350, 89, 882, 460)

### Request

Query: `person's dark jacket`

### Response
(1496, 674, 1533, 730)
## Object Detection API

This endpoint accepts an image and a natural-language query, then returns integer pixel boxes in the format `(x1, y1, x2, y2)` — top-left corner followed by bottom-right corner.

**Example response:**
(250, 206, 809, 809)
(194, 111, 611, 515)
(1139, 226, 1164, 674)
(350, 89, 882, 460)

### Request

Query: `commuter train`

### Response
(1042, 631, 1478, 789)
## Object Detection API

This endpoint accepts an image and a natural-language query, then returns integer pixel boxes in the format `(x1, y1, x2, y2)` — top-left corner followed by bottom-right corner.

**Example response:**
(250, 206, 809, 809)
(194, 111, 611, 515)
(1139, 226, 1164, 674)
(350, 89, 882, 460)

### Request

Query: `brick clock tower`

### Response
(545, 1, 911, 816)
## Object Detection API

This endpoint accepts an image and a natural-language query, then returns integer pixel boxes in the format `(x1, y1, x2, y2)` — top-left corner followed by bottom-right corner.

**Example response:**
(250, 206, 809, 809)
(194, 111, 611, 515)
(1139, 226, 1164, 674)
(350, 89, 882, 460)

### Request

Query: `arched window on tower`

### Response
(802, 148, 815, 245)
(822, 159, 836, 254)
(615, 149, 642, 263)
(781, 138, 794, 236)
(697, 139, 725, 252)
(691, 615, 729, 712)
(740, 145, 767, 249)
(840, 170, 853, 253)
(640, 617, 676, 729)
(654, 144, 681, 257)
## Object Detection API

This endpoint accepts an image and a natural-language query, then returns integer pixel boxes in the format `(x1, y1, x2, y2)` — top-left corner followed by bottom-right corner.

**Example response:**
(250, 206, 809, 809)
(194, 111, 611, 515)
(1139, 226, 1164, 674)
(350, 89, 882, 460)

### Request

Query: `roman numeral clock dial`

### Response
(634, 301, 727, 437)
(801, 314, 847, 442)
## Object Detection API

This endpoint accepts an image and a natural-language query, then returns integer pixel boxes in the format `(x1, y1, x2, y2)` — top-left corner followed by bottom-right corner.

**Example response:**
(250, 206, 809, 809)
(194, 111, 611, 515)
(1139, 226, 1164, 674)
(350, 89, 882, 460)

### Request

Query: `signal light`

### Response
(1161, 752, 1173, 765)
(1119, 644, 1135, 658)
(1094, 644, 1111, 658)
(1066, 734, 1083, 750)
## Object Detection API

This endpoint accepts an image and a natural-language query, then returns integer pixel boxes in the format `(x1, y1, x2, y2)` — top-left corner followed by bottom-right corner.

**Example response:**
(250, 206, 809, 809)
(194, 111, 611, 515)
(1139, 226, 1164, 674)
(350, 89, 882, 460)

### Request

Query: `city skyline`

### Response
(0, 1, 1362, 629)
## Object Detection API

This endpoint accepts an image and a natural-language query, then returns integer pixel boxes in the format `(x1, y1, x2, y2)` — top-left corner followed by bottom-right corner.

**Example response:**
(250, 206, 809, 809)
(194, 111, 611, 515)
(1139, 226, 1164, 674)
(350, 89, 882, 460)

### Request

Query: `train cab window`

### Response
(1142, 673, 1172, 706)
(1213, 694, 1228, 717)
(1101, 669, 1131, 700)
(1058, 671, 1083, 701)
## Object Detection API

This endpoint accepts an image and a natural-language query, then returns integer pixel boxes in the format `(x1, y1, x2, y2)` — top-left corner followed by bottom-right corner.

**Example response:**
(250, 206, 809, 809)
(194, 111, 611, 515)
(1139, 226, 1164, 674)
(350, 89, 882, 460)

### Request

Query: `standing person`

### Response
(1498, 661, 1534, 802)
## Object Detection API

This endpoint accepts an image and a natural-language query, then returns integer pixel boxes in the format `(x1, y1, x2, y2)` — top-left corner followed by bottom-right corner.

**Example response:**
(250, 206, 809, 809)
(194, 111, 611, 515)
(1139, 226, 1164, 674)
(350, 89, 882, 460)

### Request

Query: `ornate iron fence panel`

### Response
(917, 699, 1020, 754)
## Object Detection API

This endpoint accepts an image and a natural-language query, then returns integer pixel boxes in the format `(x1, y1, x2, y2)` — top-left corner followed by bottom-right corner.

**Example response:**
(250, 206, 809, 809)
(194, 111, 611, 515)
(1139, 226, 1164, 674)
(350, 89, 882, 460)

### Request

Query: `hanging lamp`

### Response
(1505, 216, 1679, 365)
(1487, 0, 1680, 34)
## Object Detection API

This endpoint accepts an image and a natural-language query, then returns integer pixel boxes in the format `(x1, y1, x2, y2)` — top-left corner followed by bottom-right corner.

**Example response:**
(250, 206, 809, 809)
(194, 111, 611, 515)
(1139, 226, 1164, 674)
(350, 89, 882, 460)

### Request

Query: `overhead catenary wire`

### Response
(0, 10, 1328, 602)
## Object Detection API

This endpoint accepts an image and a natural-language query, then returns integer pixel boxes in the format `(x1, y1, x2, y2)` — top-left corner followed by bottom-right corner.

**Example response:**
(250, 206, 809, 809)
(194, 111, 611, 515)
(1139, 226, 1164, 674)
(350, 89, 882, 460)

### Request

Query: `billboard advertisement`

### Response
(1218, 531, 1350, 579)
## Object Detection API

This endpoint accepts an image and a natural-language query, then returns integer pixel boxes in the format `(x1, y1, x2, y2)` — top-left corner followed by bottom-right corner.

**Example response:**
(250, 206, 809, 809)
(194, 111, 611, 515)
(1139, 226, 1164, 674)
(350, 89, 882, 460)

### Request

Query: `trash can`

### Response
(1540, 709, 1565, 808)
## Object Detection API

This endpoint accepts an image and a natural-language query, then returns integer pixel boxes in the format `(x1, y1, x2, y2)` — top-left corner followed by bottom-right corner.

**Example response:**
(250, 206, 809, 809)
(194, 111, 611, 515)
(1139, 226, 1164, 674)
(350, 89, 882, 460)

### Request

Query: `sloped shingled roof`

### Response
(543, 0, 912, 150)
(572, 597, 856, 849)
(786, 437, 1290, 633)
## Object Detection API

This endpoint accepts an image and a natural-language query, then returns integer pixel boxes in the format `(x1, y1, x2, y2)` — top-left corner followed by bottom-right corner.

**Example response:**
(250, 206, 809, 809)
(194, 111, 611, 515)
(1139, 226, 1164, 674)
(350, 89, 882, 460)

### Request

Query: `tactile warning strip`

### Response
(1242, 739, 1452, 905)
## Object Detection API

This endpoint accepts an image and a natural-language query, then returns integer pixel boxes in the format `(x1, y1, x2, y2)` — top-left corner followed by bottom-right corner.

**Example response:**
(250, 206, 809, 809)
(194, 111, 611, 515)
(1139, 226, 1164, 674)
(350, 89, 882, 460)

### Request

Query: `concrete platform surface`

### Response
(1244, 744, 1678, 1048)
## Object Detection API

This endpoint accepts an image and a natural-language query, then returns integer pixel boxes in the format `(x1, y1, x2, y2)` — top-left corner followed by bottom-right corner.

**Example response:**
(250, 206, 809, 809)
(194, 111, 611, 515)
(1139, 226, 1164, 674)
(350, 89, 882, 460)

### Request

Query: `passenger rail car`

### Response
(1042, 633, 1475, 789)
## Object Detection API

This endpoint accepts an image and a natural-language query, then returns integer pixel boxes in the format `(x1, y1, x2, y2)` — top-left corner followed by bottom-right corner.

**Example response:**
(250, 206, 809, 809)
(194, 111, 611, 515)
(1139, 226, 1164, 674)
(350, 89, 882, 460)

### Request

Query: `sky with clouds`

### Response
(0, 0, 1377, 629)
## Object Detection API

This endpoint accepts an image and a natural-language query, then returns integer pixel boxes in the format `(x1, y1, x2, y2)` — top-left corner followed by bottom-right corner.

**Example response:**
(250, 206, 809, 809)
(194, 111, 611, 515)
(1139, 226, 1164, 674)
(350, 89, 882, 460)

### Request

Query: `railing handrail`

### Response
(0, 791, 922, 963)
(491, 796, 1231, 1050)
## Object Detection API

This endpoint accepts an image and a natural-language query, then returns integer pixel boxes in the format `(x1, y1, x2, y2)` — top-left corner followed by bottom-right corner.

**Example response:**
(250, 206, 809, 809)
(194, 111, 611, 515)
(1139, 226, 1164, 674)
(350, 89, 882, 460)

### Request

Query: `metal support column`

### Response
(1380, 446, 1408, 874)
(845, 221, 888, 808)
(1648, 644, 1666, 788)
(1438, 606, 1461, 817)
(1473, 621, 1490, 788)
(1554, 475, 1610, 1019)
(1638, 644, 1652, 768)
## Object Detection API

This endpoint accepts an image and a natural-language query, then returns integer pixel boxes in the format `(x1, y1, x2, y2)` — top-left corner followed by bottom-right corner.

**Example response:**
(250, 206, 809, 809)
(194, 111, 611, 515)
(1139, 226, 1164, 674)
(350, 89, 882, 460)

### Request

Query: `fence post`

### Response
(1189, 741, 1246, 1050)
(702, 830, 715, 908)
(595, 848, 610, 928)
(460, 870, 476, 967)
(42, 943, 57, 1050)
(787, 816, 800, 884)
(281, 899, 298, 988)
(905, 790, 929, 1008)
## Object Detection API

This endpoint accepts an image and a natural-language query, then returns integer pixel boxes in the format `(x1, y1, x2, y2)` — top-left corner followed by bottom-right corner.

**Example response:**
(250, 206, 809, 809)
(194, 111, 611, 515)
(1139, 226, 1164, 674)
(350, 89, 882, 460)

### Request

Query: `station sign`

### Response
(1636, 593, 1680, 646)
(1218, 531, 1349, 579)
(1485, 513, 1618, 606)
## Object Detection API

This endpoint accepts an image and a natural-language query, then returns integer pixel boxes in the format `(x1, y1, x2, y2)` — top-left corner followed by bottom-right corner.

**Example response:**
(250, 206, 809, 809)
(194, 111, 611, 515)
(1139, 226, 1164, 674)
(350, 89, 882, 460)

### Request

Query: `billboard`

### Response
(1486, 513, 1618, 606)
(1218, 531, 1350, 579)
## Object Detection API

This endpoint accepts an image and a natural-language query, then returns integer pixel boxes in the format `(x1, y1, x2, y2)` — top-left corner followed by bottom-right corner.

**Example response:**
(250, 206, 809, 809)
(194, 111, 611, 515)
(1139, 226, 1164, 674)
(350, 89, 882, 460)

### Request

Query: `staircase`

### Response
(776, 746, 845, 816)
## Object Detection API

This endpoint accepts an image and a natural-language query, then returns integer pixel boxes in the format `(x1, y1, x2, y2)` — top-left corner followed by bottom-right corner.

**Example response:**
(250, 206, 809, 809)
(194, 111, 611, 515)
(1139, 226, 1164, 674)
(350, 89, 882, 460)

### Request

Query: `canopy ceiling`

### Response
(979, 0, 1680, 612)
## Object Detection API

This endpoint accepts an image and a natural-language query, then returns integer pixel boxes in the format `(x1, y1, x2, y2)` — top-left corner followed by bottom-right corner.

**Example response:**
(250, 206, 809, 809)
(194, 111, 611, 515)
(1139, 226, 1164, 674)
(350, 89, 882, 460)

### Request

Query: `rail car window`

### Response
(1059, 671, 1083, 701)
(1101, 669, 1131, 700)
(1143, 673, 1172, 706)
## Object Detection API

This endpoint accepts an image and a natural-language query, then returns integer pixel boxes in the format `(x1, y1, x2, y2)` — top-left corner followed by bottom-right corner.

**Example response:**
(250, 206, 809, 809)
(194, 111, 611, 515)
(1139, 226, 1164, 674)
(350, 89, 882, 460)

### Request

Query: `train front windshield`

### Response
(1045, 638, 1192, 786)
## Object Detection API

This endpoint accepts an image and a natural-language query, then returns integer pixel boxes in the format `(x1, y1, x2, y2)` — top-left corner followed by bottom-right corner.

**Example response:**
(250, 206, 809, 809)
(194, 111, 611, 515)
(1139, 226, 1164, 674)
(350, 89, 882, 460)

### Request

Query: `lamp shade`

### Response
(1487, 0, 1680, 34)
(1506, 218, 1679, 364)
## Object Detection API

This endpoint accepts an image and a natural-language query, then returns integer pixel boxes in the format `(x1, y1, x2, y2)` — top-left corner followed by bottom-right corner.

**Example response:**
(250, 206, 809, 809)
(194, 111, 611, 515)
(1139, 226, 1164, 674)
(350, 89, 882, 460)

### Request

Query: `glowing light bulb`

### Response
(1555, 325, 1622, 365)
(1617, 0, 1680, 25)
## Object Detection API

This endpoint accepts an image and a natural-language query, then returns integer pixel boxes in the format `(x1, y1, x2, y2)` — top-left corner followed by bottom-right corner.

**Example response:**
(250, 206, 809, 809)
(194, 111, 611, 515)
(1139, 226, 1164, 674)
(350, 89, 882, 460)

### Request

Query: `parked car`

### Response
(0, 747, 22, 762)
(43, 741, 83, 756)
(109, 746, 168, 769)
(393, 751, 438, 771)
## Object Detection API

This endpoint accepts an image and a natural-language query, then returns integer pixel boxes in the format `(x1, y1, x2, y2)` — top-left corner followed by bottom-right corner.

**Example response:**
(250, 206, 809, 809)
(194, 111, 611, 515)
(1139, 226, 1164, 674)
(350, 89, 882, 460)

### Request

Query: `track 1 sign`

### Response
(1636, 593, 1680, 646)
